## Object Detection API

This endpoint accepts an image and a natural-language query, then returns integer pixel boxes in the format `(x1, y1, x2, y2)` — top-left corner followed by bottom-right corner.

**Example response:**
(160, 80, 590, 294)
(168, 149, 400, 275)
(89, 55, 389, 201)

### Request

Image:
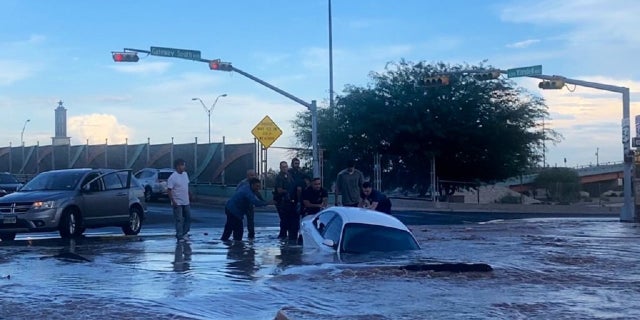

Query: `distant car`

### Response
(134, 168, 174, 202)
(127, 174, 148, 214)
(0, 172, 23, 197)
(0, 168, 145, 242)
(299, 207, 420, 255)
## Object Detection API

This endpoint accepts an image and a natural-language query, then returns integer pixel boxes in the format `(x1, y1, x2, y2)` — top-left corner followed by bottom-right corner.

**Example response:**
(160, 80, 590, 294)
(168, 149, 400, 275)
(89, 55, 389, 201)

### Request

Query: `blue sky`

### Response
(1, 0, 638, 170)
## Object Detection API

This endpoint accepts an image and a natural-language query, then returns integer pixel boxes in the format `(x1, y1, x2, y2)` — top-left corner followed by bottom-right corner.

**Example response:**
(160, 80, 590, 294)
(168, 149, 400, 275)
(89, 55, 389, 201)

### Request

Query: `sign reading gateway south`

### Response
(149, 46, 201, 61)
(251, 116, 283, 149)
(507, 65, 543, 78)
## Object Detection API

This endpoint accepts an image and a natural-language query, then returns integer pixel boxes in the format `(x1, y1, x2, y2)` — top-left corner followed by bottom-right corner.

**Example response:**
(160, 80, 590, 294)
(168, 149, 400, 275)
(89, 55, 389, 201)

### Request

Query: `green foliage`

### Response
(292, 60, 558, 188)
(534, 167, 581, 203)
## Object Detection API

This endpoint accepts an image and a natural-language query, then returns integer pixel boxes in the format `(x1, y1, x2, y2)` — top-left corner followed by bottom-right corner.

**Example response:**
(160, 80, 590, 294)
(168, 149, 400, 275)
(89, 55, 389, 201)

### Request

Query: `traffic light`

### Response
(209, 59, 233, 71)
(112, 52, 139, 62)
(538, 79, 565, 90)
(422, 76, 450, 87)
(473, 71, 501, 81)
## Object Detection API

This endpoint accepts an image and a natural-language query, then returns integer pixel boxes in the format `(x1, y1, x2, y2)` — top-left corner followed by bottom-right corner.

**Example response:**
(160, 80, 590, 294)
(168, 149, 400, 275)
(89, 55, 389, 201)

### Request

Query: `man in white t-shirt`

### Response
(167, 158, 192, 241)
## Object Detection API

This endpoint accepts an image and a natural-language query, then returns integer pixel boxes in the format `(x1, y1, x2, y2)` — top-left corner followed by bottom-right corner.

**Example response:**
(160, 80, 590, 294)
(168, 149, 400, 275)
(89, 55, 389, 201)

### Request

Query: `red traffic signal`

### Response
(112, 52, 139, 62)
(209, 59, 233, 71)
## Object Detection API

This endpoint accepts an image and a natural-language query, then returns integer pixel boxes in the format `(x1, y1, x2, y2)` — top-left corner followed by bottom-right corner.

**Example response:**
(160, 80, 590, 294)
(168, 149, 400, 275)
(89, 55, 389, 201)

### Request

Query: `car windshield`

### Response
(158, 172, 172, 180)
(340, 223, 420, 254)
(21, 171, 85, 191)
(0, 174, 19, 184)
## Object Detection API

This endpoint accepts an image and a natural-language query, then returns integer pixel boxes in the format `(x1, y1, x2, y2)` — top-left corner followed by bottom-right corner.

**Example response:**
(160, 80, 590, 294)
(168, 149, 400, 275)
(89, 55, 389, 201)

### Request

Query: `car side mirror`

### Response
(322, 239, 335, 248)
(81, 184, 91, 192)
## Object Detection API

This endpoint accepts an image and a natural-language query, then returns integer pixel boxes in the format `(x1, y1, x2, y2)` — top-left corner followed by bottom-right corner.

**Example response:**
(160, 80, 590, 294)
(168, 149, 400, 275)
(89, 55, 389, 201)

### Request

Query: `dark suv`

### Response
(0, 168, 145, 241)
(0, 172, 23, 197)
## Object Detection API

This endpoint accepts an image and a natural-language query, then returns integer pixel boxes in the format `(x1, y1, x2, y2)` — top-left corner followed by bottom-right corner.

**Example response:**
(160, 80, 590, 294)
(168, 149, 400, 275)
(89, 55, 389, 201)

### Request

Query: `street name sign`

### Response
(149, 46, 201, 61)
(251, 116, 283, 148)
(507, 65, 543, 78)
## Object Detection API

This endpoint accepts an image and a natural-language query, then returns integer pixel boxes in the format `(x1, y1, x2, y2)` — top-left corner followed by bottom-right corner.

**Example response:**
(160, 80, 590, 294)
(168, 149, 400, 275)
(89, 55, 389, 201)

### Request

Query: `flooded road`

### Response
(1, 205, 640, 319)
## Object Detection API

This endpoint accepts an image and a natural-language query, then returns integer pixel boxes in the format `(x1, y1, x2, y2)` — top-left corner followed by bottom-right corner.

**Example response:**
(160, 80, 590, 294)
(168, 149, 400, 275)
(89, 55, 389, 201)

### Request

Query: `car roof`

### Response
(136, 167, 173, 172)
(42, 168, 93, 173)
(41, 168, 127, 174)
(327, 206, 410, 231)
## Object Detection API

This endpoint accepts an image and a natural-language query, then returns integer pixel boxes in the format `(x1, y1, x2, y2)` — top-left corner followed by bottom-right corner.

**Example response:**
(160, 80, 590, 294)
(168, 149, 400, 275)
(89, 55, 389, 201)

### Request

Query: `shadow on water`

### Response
(172, 241, 192, 272)
(223, 240, 258, 281)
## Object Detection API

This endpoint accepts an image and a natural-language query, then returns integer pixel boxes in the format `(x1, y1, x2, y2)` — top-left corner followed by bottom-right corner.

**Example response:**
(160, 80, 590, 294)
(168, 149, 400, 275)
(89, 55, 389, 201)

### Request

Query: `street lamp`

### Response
(192, 94, 227, 144)
(20, 119, 30, 174)
(21, 119, 30, 146)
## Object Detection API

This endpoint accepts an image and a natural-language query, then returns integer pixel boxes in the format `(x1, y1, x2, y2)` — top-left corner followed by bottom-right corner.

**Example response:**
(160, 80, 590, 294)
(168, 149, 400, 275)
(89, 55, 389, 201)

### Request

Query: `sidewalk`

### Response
(191, 194, 621, 216)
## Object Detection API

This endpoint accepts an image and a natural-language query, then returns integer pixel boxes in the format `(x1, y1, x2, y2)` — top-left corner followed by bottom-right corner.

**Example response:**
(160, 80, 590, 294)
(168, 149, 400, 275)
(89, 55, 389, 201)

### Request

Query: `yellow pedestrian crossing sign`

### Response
(251, 115, 282, 148)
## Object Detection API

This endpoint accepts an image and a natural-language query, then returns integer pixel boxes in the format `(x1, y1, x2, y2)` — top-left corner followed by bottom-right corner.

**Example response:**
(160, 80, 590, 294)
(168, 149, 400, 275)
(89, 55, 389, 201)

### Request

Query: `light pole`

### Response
(192, 94, 227, 143)
(20, 119, 30, 174)
(21, 119, 30, 146)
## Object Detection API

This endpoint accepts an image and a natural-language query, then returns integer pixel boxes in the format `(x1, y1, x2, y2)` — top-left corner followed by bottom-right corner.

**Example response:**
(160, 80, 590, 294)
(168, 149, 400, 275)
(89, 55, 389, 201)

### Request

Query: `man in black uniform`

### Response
(359, 181, 392, 214)
(301, 177, 328, 216)
(274, 161, 297, 240)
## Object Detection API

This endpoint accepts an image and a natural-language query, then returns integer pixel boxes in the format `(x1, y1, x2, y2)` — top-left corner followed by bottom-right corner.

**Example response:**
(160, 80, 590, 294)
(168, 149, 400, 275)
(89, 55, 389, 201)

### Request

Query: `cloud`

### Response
(0, 60, 35, 85)
(506, 39, 540, 49)
(67, 114, 132, 145)
(499, 1, 640, 54)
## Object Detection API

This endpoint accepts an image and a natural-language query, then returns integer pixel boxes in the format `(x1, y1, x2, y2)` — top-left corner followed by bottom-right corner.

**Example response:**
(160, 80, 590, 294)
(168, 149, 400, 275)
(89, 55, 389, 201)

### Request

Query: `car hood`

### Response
(0, 190, 75, 202)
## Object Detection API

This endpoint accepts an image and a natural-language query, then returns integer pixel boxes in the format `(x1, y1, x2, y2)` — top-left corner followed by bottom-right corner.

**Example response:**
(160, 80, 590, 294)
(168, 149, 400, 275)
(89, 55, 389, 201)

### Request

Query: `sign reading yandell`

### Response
(149, 46, 201, 61)
(507, 65, 543, 78)
(251, 116, 283, 149)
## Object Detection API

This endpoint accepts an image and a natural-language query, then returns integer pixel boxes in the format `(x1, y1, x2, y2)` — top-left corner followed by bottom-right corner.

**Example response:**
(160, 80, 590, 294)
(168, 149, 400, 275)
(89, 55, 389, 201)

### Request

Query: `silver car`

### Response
(134, 168, 173, 202)
(0, 168, 145, 241)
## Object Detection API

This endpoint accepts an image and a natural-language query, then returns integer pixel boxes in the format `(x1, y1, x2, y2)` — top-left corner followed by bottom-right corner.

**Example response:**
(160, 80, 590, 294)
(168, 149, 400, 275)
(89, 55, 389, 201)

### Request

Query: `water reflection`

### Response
(172, 241, 192, 272)
(275, 242, 303, 270)
(224, 240, 258, 281)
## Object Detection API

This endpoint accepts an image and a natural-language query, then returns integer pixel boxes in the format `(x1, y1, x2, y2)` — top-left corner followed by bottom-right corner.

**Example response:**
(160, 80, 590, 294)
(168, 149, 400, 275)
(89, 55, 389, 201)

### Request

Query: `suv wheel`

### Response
(59, 208, 83, 238)
(122, 206, 142, 235)
(0, 233, 16, 241)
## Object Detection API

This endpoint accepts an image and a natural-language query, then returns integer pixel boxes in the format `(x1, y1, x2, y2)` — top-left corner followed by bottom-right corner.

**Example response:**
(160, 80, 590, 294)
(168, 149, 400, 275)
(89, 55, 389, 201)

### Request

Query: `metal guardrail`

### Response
(500, 163, 625, 186)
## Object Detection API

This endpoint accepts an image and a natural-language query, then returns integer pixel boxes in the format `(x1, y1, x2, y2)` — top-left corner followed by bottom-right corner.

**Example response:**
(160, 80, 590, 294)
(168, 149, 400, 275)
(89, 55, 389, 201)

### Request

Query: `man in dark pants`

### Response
(274, 160, 297, 240)
(288, 158, 306, 215)
(221, 178, 272, 241)
(237, 169, 261, 239)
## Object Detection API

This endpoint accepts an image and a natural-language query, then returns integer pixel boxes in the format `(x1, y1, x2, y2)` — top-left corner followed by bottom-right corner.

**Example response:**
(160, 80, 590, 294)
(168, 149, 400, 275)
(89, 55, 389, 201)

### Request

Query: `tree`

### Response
(293, 60, 559, 190)
(534, 167, 581, 203)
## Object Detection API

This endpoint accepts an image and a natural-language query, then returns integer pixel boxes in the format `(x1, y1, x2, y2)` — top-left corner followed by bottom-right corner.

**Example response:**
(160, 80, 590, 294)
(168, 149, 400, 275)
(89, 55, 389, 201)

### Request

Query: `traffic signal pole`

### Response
(530, 74, 634, 222)
(230, 66, 320, 179)
(118, 47, 321, 179)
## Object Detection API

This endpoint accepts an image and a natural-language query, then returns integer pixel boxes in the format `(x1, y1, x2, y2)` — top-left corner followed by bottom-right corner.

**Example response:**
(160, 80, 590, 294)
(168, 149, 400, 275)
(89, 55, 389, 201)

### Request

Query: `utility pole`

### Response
(533, 74, 633, 222)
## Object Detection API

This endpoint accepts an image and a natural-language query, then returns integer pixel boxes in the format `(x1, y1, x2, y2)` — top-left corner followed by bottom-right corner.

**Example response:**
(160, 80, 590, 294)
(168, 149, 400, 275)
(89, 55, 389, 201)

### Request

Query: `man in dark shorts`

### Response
(359, 181, 392, 214)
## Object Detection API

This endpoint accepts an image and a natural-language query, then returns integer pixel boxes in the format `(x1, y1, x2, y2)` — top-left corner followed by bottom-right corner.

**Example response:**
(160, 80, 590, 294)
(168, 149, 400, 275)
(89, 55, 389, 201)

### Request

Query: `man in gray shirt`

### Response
(335, 159, 364, 207)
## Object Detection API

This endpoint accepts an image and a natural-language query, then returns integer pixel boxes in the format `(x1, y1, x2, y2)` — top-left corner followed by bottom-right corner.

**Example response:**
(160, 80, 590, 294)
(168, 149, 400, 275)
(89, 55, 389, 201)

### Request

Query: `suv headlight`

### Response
(32, 200, 56, 209)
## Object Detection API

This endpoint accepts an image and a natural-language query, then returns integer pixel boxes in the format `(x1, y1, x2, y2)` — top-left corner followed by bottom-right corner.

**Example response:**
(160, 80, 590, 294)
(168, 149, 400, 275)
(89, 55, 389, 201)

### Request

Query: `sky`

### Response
(1, 0, 638, 171)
